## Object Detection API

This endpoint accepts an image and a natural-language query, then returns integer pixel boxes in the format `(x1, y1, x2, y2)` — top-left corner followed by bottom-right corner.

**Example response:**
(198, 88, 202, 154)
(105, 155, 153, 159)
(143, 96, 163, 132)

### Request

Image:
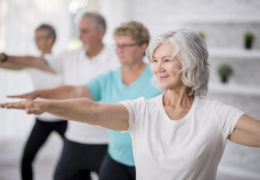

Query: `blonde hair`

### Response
(114, 21, 150, 45)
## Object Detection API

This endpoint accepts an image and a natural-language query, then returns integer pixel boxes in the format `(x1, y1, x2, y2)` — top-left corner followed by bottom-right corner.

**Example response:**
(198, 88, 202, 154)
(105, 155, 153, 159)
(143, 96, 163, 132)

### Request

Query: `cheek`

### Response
(151, 64, 157, 73)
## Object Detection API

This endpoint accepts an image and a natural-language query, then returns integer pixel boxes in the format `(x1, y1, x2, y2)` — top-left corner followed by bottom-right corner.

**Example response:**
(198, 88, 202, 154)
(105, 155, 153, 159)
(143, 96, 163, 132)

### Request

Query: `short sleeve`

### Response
(120, 97, 146, 133)
(43, 52, 66, 74)
(214, 101, 244, 138)
(85, 75, 104, 101)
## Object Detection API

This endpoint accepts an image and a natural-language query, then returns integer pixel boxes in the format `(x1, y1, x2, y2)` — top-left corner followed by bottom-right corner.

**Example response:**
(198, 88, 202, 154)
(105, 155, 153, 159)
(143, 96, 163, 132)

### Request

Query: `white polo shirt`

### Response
(45, 46, 119, 144)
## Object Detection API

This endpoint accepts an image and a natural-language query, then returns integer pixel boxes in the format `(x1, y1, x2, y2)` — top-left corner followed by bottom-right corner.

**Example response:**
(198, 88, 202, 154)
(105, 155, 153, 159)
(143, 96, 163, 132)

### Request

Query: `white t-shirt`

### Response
(45, 46, 119, 144)
(121, 94, 244, 180)
(25, 54, 64, 122)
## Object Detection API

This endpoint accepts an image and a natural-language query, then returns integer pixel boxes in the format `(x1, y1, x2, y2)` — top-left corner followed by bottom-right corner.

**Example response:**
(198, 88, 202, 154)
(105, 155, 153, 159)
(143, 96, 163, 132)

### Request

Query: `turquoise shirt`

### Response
(86, 65, 161, 166)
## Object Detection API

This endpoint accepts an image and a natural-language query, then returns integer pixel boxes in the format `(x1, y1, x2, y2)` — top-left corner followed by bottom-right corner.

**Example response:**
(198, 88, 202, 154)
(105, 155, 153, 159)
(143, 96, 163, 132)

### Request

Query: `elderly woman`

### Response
(1, 29, 260, 180)
(6, 21, 161, 180)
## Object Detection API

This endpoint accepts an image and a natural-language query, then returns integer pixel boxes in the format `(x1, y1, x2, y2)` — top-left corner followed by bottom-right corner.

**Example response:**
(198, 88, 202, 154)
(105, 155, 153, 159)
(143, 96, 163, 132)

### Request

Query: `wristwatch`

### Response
(1, 53, 8, 63)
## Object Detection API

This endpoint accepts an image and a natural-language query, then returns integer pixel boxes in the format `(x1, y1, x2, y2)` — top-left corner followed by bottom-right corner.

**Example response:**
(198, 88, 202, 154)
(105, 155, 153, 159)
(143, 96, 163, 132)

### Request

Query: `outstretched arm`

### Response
(0, 98, 129, 131)
(229, 115, 260, 147)
(8, 85, 92, 100)
(0, 53, 55, 73)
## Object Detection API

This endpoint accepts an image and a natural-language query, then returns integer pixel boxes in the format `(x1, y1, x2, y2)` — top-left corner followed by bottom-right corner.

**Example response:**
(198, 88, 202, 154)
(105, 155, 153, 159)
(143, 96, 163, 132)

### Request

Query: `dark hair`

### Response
(36, 24, 56, 44)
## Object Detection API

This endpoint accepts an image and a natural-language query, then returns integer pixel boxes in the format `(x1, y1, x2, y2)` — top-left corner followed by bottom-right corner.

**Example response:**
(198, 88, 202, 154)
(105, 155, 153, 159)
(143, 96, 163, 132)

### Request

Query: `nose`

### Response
(157, 62, 165, 71)
(115, 46, 125, 55)
(152, 61, 165, 73)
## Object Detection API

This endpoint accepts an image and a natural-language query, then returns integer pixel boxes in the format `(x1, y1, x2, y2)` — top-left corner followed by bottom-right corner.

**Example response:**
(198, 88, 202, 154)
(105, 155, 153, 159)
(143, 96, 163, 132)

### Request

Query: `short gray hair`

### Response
(147, 29, 209, 96)
(81, 12, 106, 31)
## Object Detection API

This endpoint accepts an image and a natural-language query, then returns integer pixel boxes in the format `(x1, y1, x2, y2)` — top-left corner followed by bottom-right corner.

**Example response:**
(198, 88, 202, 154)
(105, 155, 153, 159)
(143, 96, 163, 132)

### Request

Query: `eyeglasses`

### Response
(114, 43, 139, 49)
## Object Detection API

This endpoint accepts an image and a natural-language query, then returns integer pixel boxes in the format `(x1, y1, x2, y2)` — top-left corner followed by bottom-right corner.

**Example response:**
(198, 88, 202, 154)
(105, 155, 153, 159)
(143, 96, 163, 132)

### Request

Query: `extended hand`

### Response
(7, 91, 38, 100)
(0, 100, 45, 115)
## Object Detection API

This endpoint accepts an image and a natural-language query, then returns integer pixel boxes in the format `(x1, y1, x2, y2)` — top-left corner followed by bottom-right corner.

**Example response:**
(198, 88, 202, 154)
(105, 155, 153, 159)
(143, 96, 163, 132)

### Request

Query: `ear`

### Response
(97, 28, 105, 39)
(141, 43, 148, 53)
(47, 36, 55, 47)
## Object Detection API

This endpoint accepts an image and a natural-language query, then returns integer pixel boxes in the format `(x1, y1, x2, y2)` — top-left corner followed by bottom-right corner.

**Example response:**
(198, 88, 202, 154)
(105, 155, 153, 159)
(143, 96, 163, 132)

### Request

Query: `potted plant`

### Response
(217, 64, 233, 83)
(244, 32, 254, 49)
(198, 31, 206, 39)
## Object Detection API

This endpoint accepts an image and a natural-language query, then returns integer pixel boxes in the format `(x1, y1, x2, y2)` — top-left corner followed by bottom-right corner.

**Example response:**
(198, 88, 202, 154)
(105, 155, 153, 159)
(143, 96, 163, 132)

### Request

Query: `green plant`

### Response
(244, 32, 255, 49)
(245, 32, 254, 41)
(198, 31, 205, 39)
(217, 64, 233, 83)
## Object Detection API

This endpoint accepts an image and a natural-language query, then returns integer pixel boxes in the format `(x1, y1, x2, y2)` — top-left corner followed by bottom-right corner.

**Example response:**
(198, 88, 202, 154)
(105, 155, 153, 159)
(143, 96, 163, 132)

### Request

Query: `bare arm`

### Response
(8, 85, 93, 100)
(0, 53, 55, 73)
(0, 98, 129, 131)
(229, 114, 260, 147)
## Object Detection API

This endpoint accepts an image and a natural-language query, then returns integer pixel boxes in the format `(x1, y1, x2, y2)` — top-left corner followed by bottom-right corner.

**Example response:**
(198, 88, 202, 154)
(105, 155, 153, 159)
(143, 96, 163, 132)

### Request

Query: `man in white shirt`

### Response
(0, 12, 118, 180)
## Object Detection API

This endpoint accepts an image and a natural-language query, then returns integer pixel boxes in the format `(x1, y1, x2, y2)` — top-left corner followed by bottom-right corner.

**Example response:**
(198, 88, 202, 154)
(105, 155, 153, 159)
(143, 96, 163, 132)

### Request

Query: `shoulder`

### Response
(45, 48, 83, 62)
(195, 96, 243, 121)
(97, 67, 120, 80)
(121, 95, 161, 113)
(196, 96, 233, 111)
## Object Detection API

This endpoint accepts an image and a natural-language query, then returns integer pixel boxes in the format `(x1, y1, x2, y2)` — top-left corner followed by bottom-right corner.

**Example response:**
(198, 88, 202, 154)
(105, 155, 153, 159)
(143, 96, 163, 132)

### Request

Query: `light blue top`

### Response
(86, 65, 161, 166)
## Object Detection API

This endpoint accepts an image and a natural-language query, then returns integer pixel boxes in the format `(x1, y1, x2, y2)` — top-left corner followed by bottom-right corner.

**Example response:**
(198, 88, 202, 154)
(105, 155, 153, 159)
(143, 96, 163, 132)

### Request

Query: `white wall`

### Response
(0, 0, 70, 141)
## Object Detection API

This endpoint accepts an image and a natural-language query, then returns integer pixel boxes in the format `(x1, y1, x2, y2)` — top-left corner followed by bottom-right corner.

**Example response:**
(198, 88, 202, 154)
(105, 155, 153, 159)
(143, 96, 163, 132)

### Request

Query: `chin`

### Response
(158, 83, 168, 90)
(83, 44, 89, 50)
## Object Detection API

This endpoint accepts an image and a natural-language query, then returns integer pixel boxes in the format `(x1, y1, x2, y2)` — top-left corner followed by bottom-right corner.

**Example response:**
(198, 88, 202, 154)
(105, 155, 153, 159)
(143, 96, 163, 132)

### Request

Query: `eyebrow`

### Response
(152, 55, 172, 59)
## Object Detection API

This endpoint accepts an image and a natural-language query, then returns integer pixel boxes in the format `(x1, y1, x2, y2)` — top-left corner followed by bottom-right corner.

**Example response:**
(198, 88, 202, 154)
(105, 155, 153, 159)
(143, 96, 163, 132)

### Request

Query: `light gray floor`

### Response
(0, 134, 62, 180)
(0, 136, 259, 180)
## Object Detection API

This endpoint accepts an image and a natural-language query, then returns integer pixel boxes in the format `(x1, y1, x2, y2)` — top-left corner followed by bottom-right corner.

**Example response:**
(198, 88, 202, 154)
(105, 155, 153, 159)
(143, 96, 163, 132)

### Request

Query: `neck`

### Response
(41, 48, 52, 55)
(121, 60, 146, 86)
(85, 42, 104, 58)
(163, 87, 194, 108)
(122, 59, 146, 72)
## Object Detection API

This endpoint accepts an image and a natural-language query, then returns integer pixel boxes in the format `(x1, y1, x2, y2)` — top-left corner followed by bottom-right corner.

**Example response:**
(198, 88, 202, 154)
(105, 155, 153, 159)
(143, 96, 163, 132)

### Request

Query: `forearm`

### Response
(0, 54, 55, 73)
(36, 85, 92, 100)
(42, 98, 100, 125)
(0, 98, 129, 131)
(2, 55, 41, 68)
(0, 62, 25, 70)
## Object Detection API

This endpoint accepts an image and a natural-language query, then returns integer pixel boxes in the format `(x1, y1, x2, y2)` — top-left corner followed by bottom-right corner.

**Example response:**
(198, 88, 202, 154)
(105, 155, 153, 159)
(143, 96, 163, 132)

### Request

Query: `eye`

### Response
(151, 59, 158, 63)
(163, 58, 172, 63)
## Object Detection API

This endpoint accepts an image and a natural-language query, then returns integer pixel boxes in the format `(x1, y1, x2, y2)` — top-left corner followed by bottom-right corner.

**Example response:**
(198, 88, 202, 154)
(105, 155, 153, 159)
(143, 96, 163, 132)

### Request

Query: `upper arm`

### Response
(96, 103, 129, 131)
(75, 86, 94, 99)
(229, 114, 260, 147)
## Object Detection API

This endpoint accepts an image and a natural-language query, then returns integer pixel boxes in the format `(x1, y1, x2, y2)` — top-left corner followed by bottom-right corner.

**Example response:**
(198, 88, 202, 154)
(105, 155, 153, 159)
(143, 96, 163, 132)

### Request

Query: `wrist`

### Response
(34, 90, 41, 99)
(39, 100, 48, 112)
(0, 53, 8, 63)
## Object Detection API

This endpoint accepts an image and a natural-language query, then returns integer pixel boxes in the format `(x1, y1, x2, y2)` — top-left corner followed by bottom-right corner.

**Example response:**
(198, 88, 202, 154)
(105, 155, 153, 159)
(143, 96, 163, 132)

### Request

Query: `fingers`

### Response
(0, 101, 28, 109)
(7, 95, 26, 99)
(0, 101, 44, 115)
(7, 93, 35, 100)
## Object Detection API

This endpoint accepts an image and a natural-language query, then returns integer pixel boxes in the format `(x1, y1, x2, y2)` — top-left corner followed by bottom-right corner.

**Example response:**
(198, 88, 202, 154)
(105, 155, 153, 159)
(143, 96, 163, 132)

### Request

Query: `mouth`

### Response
(118, 56, 126, 60)
(158, 75, 169, 80)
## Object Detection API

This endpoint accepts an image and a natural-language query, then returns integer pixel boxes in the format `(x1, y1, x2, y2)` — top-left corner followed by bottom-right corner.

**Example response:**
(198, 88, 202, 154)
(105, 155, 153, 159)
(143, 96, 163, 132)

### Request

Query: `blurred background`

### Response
(0, 0, 260, 179)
